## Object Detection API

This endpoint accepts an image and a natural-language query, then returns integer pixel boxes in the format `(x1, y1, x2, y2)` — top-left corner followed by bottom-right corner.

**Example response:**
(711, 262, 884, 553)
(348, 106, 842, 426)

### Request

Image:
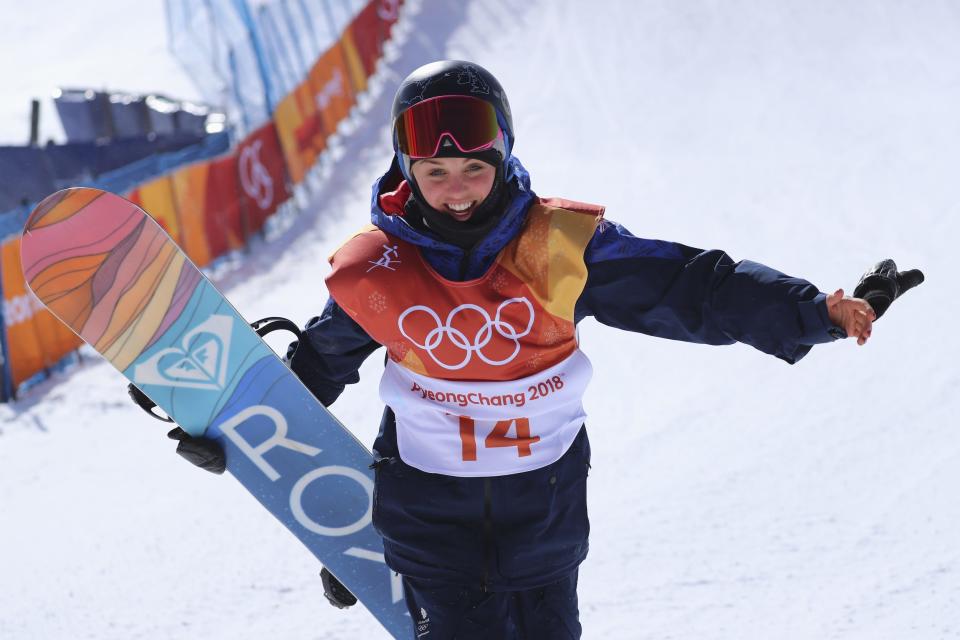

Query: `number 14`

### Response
(458, 416, 540, 461)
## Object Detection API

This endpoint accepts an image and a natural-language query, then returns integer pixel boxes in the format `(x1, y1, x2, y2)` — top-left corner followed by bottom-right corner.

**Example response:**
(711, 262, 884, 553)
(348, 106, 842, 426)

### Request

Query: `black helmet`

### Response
(391, 60, 514, 175)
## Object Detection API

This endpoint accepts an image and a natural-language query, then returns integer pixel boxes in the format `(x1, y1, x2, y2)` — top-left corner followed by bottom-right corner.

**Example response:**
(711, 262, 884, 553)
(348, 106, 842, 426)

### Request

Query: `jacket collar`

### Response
(369, 155, 535, 279)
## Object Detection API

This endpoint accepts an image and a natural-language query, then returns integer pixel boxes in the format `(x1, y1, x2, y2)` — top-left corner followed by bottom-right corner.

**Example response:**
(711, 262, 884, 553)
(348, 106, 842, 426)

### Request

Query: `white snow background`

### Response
(1, 0, 958, 638)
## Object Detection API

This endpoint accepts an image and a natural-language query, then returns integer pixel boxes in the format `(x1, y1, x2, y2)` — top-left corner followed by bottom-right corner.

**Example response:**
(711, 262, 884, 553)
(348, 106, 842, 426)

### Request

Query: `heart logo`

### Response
(133, 315, 233, 390)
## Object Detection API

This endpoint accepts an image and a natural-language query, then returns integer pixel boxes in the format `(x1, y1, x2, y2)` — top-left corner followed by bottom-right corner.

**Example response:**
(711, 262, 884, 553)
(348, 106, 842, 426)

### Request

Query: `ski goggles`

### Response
(394, 96, 502, 159)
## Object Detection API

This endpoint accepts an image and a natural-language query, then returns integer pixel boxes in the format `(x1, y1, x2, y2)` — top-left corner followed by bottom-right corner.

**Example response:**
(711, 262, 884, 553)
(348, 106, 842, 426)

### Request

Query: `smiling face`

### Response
(409, 156, 497, 222)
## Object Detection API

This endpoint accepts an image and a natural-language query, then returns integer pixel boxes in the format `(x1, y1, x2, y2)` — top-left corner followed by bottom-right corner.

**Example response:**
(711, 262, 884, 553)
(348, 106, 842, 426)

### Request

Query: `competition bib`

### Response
(379, 350, 593, 476)
(327, 196, 605, 476)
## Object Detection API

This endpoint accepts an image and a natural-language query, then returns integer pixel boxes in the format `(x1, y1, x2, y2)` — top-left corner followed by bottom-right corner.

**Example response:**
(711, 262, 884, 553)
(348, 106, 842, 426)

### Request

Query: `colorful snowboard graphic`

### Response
(20, 188, 407, 638)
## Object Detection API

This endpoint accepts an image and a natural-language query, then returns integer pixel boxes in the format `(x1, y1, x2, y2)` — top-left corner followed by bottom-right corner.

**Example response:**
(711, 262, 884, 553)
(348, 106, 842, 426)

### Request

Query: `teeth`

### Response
(446, 201, 474, 212)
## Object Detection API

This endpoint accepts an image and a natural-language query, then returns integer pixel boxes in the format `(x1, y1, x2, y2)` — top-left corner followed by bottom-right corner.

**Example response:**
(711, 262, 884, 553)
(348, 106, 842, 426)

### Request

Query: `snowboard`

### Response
(20, 188, 408, 638)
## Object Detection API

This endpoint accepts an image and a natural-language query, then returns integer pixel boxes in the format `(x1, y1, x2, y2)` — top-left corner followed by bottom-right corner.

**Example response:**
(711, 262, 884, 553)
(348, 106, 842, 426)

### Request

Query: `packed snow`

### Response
(1, 0, 957, 638)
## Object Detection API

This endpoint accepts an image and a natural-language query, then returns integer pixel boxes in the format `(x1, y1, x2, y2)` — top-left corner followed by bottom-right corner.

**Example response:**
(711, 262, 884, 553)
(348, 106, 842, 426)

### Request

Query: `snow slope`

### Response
(2, 0, 958, 638)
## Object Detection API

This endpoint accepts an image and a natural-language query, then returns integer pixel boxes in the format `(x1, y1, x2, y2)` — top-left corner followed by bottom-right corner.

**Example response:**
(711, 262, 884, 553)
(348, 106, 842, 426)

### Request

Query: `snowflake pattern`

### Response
(524, 352, 544, 372)
(368, 291, 388, 313)
(541, 323, 570, 346)
(523, 215, 550, 282)
(490, 269, 510, 294)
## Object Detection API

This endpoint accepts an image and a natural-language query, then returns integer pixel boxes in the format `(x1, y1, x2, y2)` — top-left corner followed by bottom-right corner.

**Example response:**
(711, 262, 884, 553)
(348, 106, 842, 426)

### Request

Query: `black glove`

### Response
(320, 567, 358, 609)
(127, 317, 305, 476)
(853, 259, 924, 319)
(127, 382, 225, 474)
(167, 427, 226, 475)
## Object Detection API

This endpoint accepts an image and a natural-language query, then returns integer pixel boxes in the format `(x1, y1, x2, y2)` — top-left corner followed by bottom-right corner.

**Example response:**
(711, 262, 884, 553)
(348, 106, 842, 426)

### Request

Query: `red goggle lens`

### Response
(394, 96, 501, 158)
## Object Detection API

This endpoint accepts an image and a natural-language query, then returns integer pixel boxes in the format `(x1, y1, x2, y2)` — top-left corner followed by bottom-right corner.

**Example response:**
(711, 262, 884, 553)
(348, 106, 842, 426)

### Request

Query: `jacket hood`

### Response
(369, 155, 536, 280)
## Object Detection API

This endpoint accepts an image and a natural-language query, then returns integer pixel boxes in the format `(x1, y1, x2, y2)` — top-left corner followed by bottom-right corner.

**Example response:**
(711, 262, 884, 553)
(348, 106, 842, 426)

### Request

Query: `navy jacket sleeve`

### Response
(574, 219, 843, 364)
(298, 297, 382, 406)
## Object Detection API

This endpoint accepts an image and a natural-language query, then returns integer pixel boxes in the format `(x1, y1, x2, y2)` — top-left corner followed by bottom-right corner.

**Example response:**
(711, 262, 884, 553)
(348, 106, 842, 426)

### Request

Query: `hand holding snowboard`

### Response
(126, 316, 357, 609)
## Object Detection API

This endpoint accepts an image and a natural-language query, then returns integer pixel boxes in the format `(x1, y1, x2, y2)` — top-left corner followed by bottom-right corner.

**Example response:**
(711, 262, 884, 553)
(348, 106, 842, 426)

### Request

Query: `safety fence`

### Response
(0, 0, 404, 401)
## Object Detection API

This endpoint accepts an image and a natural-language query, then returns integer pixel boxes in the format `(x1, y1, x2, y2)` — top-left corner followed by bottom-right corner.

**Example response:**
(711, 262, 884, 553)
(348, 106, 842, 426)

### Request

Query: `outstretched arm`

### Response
(576, 220, 842, 363)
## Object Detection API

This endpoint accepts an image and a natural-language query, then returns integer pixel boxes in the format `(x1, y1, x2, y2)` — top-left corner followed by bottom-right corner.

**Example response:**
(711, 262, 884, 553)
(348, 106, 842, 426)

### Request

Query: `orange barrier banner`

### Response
(340, 29, 368, 96)
(1, 237, 81, 386)
(349, 2, 381, 78)
(274, 80, 322, 184)
(170, 163, 214, 267)
(377, 0, 403, 24)
(350, 0, 400, 77)
(236, 122, 290, 235)
(309, 44, 356, 143)
(375, 0, 403, 50)
(204, 154, 245, 259)
(1, 0, 407, 399)
(170, 156, 248, 266)
(128, 176, 183, 245)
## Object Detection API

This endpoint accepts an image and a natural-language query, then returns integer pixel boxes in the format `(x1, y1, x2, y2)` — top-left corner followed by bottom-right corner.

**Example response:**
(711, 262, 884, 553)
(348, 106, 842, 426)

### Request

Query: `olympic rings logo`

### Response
(239, 139, 274, 210)
(398, 298, 535, 370)
(377, 0, 400, 21)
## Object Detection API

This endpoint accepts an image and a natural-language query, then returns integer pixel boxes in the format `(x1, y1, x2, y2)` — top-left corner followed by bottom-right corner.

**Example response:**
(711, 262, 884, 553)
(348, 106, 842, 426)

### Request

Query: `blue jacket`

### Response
(299, 155, 841, 589)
